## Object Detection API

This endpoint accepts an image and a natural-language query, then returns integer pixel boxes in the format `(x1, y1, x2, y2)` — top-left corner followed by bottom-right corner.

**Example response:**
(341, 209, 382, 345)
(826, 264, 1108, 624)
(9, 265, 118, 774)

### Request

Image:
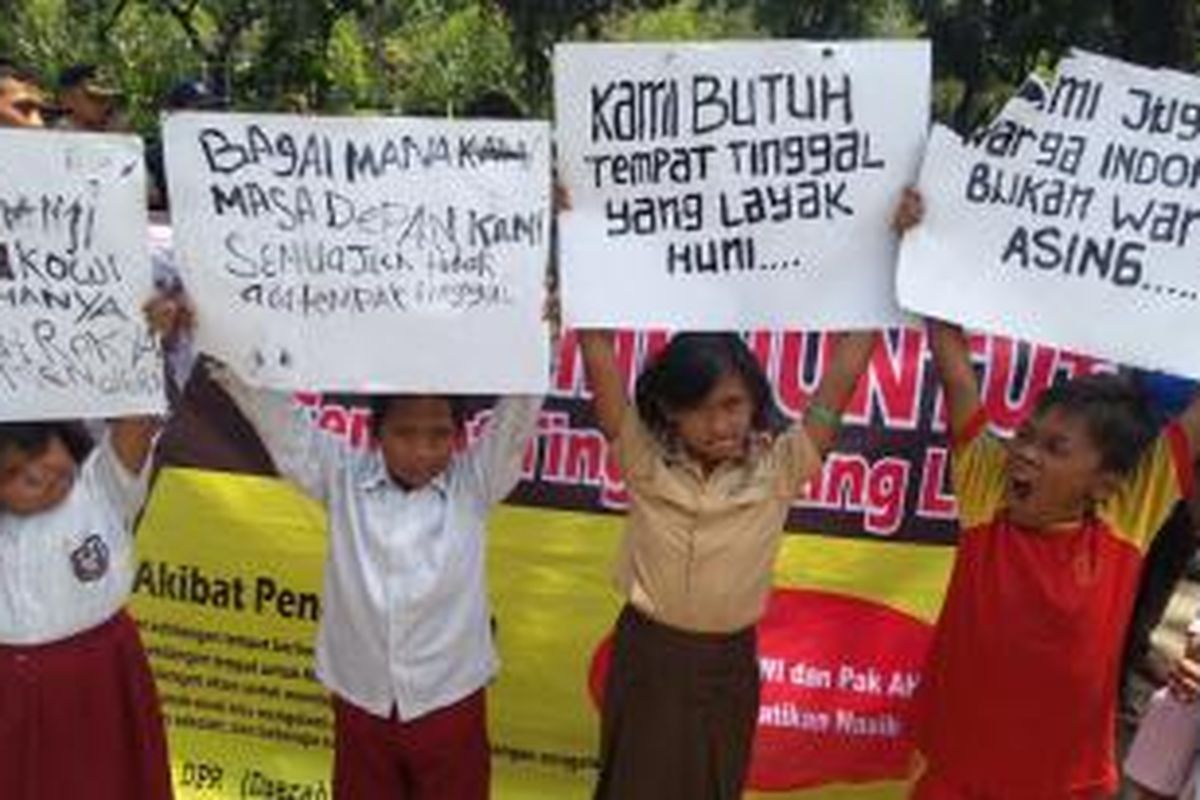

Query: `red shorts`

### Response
(0, 609, 173, 800)
(333, 690, 489, 800)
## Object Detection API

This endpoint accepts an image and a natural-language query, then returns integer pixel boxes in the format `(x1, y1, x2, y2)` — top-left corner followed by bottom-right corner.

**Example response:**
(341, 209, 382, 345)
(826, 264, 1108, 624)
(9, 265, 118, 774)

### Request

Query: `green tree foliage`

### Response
(1, 0, 1195, 133)
(385, 2, 522, 114)
(748, 0, 912, 37)
(5, 0, 203, 131)
(593, 0, 761, 42)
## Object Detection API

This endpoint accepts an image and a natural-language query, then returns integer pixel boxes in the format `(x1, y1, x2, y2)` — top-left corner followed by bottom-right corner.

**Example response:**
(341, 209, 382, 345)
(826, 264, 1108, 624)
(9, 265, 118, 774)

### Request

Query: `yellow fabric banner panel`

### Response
(131, 468, 333, 799)
(132, 467, 953, 800)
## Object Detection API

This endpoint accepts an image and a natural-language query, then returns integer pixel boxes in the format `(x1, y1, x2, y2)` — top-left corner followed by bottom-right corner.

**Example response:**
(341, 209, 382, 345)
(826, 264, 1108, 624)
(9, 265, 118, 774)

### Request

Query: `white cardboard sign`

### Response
(0, 130, 163, 421)
(555, 40, 930, 330)
(164, 112, 551, 393)
(899, 51, 1200, 378)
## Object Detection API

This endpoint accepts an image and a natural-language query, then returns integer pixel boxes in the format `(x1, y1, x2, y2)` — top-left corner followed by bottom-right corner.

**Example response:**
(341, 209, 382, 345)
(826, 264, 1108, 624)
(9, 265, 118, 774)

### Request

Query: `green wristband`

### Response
(805, 402, 842, 430)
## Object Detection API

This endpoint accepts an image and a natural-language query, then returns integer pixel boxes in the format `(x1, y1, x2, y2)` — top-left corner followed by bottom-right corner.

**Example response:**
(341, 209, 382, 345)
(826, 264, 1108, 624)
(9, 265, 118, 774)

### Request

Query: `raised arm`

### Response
(803, 331, 877, 457)
(578, 329, 627, 441)
(892, 186, 985, 438)
(208, 361, 348, 505)
(104, 289, 192, 475)
(108, 416, 160, 476)
(460, 395, 543, 510)
(927, 319, 984, 438)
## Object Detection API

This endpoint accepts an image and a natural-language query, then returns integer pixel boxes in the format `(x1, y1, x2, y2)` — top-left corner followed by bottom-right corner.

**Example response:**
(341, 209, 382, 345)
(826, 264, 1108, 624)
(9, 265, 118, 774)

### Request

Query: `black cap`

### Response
(0, 58, 40, 84)
(164, 79, 226, 111)
(58, 63, 121, 96)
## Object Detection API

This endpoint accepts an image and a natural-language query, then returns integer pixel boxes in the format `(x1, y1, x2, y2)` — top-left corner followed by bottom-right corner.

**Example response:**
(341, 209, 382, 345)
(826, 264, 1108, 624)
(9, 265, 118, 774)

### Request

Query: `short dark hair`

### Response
(635, 332, 781, 443)
(367, 394, 468, 438)
(0, 59, 41, 87)
(0, 421, 93, 468)
(1034, 373, 1157, 475)
(58, 63, 99, 90)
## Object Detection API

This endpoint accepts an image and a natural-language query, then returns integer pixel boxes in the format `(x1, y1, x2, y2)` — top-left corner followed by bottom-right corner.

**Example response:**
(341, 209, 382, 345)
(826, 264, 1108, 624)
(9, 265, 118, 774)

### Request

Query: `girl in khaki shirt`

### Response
(579, 328, 877, 800)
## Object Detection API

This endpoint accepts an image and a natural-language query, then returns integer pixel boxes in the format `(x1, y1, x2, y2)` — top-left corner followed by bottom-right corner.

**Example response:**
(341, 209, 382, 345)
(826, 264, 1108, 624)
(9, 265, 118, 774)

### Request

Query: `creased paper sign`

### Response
(164, 112, 551, 393)
(899, 50, 1200, 378)
(556, 40, 930, 330)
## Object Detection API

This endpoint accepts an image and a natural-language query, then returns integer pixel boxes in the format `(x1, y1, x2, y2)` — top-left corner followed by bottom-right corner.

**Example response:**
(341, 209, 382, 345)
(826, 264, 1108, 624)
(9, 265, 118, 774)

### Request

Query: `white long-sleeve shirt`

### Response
(215, 368, 541, 720)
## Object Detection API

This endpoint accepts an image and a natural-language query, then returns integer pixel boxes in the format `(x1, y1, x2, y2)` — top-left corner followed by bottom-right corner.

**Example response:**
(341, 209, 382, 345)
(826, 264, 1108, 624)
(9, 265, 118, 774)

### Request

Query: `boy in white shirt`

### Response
(213, 366, 541, 800)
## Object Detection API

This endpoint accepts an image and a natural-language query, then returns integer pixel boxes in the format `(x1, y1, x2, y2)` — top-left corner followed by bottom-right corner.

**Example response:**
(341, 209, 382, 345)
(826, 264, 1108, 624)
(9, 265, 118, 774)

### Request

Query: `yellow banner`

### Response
(132, 467, 953, 799)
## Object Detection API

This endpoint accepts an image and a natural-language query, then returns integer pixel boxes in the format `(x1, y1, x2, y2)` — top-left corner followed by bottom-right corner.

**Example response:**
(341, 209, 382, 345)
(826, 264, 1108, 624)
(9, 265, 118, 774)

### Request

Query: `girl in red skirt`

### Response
(0, 297, 184, 800)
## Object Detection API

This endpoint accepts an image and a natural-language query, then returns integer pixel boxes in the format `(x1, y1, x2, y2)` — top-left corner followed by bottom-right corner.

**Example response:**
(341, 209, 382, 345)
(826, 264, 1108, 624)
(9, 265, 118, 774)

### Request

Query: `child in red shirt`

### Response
(895, 189, 1200, 799)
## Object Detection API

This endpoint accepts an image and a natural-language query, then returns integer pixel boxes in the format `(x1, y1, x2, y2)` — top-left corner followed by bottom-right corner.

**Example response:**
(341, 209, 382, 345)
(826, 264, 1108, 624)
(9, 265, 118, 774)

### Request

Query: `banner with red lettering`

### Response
(135, 327, 1108, 799)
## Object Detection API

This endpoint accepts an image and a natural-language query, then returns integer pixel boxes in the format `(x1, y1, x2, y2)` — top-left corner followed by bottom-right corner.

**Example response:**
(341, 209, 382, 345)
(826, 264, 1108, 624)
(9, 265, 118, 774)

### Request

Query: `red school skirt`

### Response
(0, 609, 173, 800)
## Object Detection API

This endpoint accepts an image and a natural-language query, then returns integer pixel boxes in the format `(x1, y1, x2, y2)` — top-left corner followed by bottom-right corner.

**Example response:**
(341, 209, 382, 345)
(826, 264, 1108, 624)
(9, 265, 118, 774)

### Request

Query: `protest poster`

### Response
(898, 50, 1200, 378)
(0, 129, 164, 420)
(554, 40, 930, 330)
(163, 112, 551, 394)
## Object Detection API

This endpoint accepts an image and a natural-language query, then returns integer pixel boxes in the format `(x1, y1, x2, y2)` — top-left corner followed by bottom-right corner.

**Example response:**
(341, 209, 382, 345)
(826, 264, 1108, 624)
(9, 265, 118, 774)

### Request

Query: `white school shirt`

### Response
(215, 369, 542, 721)
(0, 433, 151, 645)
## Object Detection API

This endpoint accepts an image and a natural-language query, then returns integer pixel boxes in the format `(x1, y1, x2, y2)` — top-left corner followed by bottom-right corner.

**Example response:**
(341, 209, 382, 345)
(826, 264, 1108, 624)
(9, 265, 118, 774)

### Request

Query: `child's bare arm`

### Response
(892, 187, 985, 437)
(891, 186, 924, 235)
(106, 290, 194, 474)
(804, 331, 877, 456)
(578, 329, 627, 442)
(108, 417, 159, 475)
(928, 320, 984, 437)
(796, 186, 929, 454)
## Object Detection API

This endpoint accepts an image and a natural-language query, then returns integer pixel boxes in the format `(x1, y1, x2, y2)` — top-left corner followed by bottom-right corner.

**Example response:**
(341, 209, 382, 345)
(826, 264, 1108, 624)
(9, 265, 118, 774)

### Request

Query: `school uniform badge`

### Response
(70, 535, 110, 583)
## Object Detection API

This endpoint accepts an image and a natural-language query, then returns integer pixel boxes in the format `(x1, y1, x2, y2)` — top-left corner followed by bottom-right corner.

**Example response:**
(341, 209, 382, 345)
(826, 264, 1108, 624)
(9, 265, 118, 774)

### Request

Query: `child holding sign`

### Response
(577, 327, 877, 800)
(894, 188, 1200, 800)
(0, 295, 185, 800)
(209, 364, 542, 800)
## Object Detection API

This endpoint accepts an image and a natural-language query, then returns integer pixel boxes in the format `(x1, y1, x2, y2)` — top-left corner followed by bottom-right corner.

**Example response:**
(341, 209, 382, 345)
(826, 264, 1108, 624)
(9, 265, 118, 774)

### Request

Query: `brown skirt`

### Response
(0, 609, 173, 800)
(593, 605, 759, 800)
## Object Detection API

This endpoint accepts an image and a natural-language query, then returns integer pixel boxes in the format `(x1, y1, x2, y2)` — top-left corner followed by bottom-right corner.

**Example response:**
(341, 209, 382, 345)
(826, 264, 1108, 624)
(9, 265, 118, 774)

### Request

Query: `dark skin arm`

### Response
(798, 185, 938, 454)
(577, 329, 625, 442)
(107, 292, 191, 474)
(926, 319, 984, 439)
(893, 187, 983, 437)
(803, 331, 878, 457)
(108, 416, 160, 475)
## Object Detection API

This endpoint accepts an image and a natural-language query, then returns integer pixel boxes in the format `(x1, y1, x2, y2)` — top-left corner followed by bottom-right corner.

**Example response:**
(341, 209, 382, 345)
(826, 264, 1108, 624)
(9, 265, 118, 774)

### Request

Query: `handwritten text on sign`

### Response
(555, 40, 929, 329)
(0, 130, 163, 421)
(899, 51, 1200, 378)
(164, 113, 551, 393)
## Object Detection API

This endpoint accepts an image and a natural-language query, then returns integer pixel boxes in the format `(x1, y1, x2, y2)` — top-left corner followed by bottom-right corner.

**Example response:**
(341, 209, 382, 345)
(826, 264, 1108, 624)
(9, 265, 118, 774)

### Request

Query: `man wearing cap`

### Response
(164, 78, 226, 112)
(57, 63, 124, 131)
(146, 77, 226, 211)
(0, 60, 47, 128)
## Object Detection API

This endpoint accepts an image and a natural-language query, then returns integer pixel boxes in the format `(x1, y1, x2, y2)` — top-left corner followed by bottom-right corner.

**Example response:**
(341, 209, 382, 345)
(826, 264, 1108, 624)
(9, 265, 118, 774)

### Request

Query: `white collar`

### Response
(359, 453, 449, 496)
